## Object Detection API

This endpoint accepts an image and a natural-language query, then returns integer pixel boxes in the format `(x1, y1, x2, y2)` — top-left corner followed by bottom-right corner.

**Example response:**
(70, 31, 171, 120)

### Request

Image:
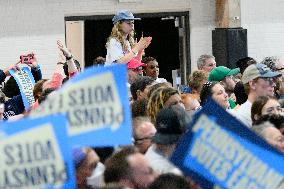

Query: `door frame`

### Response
(65, 11, 191, 85)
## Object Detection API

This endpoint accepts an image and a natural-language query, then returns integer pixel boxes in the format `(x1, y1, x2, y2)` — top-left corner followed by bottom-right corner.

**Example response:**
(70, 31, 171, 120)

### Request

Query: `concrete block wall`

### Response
(241, 0, 284, 62)
(190, 0, 284, 70)
(189, 0, 216, 72)
(1, 0, 283, 78)
(0, 0, 190, 78)
(0, 0, 65, 78)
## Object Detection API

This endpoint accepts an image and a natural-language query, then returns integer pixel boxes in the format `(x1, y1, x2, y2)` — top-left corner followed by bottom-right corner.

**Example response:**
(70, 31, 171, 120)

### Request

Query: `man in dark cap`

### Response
(144, 105, 190, 175)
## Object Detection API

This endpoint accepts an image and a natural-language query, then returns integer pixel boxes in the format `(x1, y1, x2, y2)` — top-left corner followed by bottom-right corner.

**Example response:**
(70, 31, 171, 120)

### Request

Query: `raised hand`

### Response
(28, 53, 39, 68)
(134, 37, 152, 52)
(4, 61, 21, 76)
(143, 37, 152, 49)
(57, 40, 72, 58)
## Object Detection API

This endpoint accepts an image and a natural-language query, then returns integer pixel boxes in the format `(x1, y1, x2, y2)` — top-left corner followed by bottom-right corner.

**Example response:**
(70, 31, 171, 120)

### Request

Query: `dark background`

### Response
(84, 17, 179, 83)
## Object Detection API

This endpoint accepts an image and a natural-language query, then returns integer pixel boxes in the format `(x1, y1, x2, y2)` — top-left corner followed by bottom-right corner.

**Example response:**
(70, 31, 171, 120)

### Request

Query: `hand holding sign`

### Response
(9, 66, 36, 110)
(3, 61, 20, 77)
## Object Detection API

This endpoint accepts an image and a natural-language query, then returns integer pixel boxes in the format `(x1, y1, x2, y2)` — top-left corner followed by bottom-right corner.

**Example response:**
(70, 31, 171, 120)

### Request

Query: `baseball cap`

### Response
(152, 105, 190, 145)
(208, 66, 240, 81)
(127, 58, 145, 69)
(241, 63, 281, 84)
(72, 147, 86, 169)
(112, 10, 141, 24)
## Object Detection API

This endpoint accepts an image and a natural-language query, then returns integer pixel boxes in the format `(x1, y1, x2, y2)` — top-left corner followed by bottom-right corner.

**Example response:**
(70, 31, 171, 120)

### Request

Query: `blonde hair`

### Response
(106, 22, 135, 52)
(188, 70, 209, 92)
(243, 78, 258, 95)
(147, 87, 179, 123)
(197, 54, 215, 69)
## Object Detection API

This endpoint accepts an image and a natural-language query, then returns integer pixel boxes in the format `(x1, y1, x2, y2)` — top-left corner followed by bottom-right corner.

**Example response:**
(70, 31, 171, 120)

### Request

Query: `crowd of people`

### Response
(1, 10, 284, 189)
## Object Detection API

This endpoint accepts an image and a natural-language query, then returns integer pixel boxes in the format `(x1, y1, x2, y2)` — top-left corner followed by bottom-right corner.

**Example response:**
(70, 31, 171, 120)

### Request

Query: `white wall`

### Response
(0, 0, 65, 78)
(189, 0, 216, 72)
(241, 0, 284, 62)
(2, 0, 283, 78)
(0, 0, 190, 78)
(190, 0, 284, 70)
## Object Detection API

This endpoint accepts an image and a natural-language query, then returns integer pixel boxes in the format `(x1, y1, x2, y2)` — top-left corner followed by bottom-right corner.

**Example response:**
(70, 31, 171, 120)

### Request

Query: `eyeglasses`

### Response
(134, 136, 154, 145)
(259, 77, 275, 85)
(277, 68, 284, 71)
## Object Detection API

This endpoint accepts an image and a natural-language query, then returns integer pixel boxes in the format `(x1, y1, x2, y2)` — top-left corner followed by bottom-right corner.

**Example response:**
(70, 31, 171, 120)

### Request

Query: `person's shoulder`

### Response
(156, 78, 167, 83)
(107, 38, 123, 50)
(144, 145, 160, 159)
(231, 101, 252, 126)
(109, 37, 120, 44)
(240, 100, 252, 111)
(235, 100, 249, 111)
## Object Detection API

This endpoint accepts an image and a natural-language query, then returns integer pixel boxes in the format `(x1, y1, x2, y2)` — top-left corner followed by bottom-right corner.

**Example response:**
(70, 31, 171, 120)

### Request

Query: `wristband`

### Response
(66, 55, 73, 60)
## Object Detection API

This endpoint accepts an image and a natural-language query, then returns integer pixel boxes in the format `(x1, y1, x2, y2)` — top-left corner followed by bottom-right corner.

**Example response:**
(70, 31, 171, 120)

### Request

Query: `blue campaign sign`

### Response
(9, 66, 35, 110)
(0, 114, 76, 189)
(171, 98, 284, 189)
(32, 64, 132, 147)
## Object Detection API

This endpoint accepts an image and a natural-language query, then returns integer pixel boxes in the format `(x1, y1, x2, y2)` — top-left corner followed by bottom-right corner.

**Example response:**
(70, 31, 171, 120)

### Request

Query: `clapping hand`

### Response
(135, 37, 152, 52)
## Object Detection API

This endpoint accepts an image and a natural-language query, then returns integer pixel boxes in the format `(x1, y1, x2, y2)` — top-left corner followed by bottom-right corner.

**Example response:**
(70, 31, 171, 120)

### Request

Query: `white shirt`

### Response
(127, 82, 132, 101)
(145, 145, 183, 175)
(232, 100, 252, 128)
(105, 38, 131, 66)
(155, 78, 167, 83)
